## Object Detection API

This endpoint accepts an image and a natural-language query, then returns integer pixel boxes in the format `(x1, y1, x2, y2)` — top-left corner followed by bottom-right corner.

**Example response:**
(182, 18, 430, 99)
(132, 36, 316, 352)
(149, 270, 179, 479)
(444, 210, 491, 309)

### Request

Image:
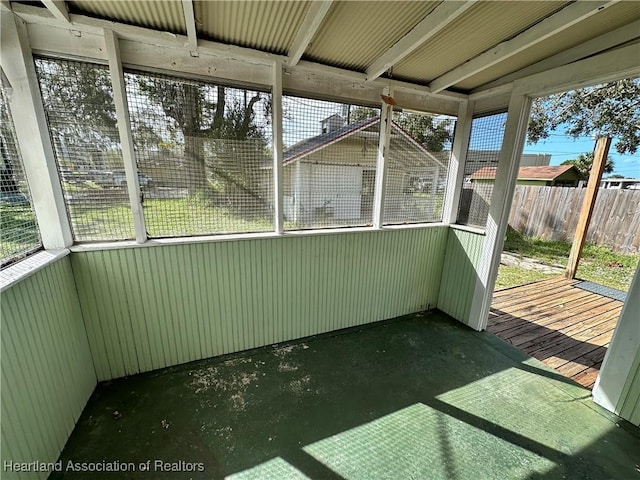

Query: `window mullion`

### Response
(2, 15, 72, 249)
(272, 61, 284, 234)
(104, 29, 147, 243)
(372, 88, 393, 229)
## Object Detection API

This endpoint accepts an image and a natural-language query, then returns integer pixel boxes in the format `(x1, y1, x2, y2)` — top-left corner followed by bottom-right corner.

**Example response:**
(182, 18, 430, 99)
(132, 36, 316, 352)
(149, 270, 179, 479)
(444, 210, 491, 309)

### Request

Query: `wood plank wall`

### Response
(437, 228, 485, 325)
(72, 227, 449, 381)
(1, 256, 96, 479)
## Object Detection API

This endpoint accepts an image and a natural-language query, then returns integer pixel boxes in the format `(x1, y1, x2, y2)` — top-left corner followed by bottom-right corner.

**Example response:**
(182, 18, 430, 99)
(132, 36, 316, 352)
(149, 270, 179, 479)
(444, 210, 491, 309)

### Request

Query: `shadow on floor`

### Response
(489, 309, 608, 366)
(50, 311, 639, 480)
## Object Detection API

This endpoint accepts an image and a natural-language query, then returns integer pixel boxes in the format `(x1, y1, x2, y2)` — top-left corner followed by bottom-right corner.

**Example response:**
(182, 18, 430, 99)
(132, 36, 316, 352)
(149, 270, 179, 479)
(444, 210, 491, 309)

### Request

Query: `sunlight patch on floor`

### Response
(303, 403, 556, 480)
(226, 457, 310, 480)
(436, 366, 613, 455)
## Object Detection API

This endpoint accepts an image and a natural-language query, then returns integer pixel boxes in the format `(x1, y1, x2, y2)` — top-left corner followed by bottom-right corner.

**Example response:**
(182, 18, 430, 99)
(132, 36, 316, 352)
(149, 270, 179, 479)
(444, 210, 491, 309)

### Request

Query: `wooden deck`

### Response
(488, 276, 623, 389)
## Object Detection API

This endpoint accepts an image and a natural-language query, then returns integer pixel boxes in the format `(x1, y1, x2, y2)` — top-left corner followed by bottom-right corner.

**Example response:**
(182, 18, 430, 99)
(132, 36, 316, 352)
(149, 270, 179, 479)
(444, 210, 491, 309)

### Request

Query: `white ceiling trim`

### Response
(12, 3, 465, 106)
(472, 19, 640, 94)
(182, 0, 197, 51)
(293, 60, 466, 102)
(287, 1, 333, 67)
(19, 19, 463, 115)
(513, 41, 640, 97)
(12, 3, 283, 65)
(365, 1, 475, 82)
(41, 0, 69, 23)
(430, 0, 620, 93)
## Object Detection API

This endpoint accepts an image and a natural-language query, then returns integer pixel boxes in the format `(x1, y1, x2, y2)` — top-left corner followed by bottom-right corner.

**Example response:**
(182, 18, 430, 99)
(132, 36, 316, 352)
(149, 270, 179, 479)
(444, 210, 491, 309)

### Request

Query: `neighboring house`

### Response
(600, 178, 640, 190)
(520, 153, 552, 167)
(470, 165, 581, 187)
(282, 116, 448, 224)
(465, 151, 551, 167)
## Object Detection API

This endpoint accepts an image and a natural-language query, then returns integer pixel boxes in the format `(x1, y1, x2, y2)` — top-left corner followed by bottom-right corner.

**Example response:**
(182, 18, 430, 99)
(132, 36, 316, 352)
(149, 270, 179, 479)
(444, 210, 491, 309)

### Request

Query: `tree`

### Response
(393, 112, 452, 152)
(348, 107, 377, 123)
(561, 152, 614, 181)
(349, 107, 452, 152)
(0, 94, 20, 194)
(136, 76, 269, 203)
(0, 139, 20, 194)
(528, 78, 640, 155)
(37, 58, 271, 207)
(36, 58, 120, 170)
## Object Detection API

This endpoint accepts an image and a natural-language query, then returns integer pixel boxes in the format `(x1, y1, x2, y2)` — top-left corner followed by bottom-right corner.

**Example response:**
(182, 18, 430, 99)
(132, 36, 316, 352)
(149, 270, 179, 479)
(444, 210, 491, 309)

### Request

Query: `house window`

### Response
(383, 110, 454, 225)
(35, 57, 135, 242)
(457, 112, 507, 227)
(125, 70, 273, 237)
(0, 85, 42, 267)
(282, 95, 380, 230)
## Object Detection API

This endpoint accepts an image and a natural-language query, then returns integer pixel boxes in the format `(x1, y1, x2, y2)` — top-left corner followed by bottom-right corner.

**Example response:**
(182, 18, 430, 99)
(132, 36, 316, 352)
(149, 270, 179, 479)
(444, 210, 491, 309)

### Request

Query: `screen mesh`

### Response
(35, 57, 135, 241)
(383, 111, 454, 224)
(282, 96, 380, 229)
(125, 71, 273, 237)
(1, 87, 42, 267)
(457, 112, 507, 227)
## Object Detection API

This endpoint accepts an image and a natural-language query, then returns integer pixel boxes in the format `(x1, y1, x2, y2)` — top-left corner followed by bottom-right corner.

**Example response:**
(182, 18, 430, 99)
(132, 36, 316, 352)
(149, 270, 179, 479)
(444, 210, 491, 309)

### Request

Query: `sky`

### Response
(523, 130, 640, 179)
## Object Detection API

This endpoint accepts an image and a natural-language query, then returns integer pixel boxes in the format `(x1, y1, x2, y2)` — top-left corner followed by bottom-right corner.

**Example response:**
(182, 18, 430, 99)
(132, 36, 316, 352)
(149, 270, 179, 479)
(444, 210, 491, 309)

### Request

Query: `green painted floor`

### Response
(52, 311, 639, 479)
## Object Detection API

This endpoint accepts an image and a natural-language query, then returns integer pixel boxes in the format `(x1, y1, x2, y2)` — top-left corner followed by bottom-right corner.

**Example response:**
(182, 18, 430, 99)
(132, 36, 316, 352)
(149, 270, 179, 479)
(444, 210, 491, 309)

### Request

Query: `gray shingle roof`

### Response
(283, 117, 380, 165)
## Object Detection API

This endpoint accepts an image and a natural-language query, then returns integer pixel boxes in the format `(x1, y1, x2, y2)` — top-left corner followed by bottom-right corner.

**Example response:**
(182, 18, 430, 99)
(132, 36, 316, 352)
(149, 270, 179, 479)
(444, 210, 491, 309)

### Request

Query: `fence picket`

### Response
(507, 186, 640, 253)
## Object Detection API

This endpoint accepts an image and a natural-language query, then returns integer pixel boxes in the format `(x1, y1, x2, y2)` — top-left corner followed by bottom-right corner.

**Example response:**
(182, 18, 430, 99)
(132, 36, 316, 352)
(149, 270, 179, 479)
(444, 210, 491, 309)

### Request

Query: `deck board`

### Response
(489, 277, 623, 389)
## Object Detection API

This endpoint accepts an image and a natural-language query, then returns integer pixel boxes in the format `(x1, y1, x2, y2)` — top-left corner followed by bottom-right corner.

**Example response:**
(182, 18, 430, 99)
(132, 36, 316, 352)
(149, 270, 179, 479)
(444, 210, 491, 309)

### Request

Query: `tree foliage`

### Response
(560, 152, 614, 181)
(528, 78, 640, 154)
(349, 107, 378, 123)
(349, 107, 452, 152)
(36, 58, 119, 158)
(393, 112, 452, 152)
(135, 75, 269, 202)
(37, 58, 271, 205)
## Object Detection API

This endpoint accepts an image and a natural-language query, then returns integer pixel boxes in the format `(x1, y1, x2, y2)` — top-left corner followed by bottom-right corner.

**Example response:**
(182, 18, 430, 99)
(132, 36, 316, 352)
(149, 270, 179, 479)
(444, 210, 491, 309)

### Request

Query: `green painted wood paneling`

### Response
(1, 256, 96, 479)
(437, 228, 484, 325)
(618, 348, 640, 426)
(71, 227, 448, 380)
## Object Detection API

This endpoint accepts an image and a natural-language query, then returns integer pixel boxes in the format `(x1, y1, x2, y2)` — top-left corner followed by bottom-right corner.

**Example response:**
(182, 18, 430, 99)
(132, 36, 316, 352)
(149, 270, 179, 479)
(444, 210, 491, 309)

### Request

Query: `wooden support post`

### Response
(104, 29, 147, 243)
(442, 99, 474, 224)
(1, 13, 73, 248)
(593, 261, 640, 418)
(272, 61, 284, 233)
(565, 136, 611, 278)
(372, 87, 393, 229)
(468, 93, 532, 331)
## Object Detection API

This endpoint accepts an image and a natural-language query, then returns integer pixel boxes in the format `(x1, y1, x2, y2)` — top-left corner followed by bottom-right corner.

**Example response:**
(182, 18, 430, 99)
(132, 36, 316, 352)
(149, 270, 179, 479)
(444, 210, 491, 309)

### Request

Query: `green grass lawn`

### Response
(67, 197, 274, 241)
(3, 196, 639, 294)
(497, 227, 639, 292)
(494, 266, 555, 290)
(1, 202, 41, 261)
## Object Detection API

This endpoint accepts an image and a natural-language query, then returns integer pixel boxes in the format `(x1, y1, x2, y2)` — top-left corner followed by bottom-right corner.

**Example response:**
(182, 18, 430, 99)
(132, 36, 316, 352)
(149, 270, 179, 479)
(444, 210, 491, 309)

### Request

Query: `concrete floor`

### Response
(52, 311, 639, 479)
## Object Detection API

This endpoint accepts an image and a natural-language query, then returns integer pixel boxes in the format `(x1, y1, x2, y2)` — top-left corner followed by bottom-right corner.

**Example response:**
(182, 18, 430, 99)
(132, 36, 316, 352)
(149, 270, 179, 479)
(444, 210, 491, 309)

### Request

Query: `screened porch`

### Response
(1, 1, 639, 479)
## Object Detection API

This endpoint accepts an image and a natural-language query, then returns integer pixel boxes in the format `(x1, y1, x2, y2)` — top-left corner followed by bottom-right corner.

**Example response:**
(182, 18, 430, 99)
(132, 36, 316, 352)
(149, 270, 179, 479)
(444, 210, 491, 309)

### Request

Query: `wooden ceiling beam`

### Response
(430, 0, 619, 93)
(365, 1, 475, 82)
(41, 0, 69, 23)
(182, 0, 197, 51)
(472, 19, 640, 94)
(287, 1, 333, 67)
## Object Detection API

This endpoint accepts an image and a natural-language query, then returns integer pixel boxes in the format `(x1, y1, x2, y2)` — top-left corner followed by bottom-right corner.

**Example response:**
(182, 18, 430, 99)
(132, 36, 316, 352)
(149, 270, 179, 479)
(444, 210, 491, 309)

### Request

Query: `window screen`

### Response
(125, 71, 273, 237)
(383, 111, 454, 224)
(1, 87, 42, 267)
(457, 112, 507, 227)
(35, 57, 135, 241)
(283, 96, 380, 229)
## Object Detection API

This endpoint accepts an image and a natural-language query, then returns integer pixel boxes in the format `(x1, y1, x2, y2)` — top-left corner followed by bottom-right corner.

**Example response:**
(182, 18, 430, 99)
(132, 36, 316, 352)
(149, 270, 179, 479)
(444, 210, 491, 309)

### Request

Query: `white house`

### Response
(283, 115, 448, 226)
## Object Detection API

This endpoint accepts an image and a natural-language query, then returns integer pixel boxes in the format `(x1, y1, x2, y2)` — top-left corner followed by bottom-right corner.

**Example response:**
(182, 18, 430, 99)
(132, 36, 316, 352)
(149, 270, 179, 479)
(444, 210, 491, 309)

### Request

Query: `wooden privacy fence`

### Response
(509, 186, 640, 253)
